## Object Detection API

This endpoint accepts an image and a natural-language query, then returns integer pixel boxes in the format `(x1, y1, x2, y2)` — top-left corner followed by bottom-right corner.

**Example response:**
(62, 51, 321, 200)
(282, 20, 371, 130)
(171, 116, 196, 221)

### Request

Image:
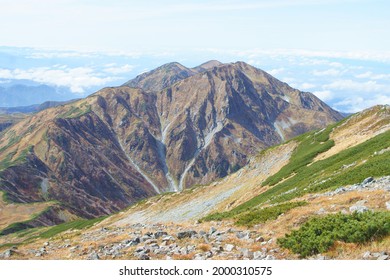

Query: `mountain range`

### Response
(0, 61, 344, 229)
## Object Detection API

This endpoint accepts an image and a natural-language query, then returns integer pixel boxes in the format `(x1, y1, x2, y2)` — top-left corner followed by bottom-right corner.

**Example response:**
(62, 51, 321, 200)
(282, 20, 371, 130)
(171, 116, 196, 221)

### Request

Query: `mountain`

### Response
(0, 99, 79, 114)
(123, 62, 197, 92)
(0, 61, 343, 230)
(0, 84, 75, 107)
(1, 105, 388, 260)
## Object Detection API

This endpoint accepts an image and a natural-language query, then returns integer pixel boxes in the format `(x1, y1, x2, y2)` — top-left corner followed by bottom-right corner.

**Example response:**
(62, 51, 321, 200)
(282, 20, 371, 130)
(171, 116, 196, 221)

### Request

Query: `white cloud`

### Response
(355, 71, 390, 80)
(103, 64, 135, 75)
(313, 90, 334, 101)
(313, 69, 343, 76)
(355, 71, 372, 79)
(267, 68, 285, 76)
(0, 69, 12, 79)
(324, 79, 390, 93)
(0, 66, 120, 93)
(300, 82, 316, 90)
(199, 48, 390, 63)
(334, 94, 390, 112)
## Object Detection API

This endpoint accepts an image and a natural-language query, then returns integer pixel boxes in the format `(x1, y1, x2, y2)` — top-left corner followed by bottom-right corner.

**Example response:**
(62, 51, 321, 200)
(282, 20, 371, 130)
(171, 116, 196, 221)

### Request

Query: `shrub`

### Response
(235, 201, 307, 226)
(277, 211, 390, 258)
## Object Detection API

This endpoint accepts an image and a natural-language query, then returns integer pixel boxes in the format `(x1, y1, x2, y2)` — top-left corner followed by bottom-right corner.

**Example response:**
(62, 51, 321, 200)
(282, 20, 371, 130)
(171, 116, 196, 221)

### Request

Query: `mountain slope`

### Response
(1, 105, 388, 260)
(0, 61, 343, 228)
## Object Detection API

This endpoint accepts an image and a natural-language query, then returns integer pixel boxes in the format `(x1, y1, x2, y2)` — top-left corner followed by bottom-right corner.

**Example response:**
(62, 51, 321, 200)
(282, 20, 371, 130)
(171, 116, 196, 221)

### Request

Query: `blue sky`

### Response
(0, 0, 390, 111)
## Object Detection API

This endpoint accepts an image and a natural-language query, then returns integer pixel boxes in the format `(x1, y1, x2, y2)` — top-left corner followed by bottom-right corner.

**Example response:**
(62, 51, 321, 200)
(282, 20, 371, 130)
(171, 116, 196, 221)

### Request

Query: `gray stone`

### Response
(386, 201, 390, 210)
(179, 247, 189, 255)
(144, 239, 158, 245)
(377, 255, 389, 260)
(371, 252, 382, 258)
(224, 244, 235, 252)
(87, 252, 99, 260)
(253, 251, 266, 260)
(265, 255, 275, 260)
(1, 249, 15, 258)
(177, 230, 197, 239)
(355, 200, 367, 206)
(349, 205, 369, 213)
(256, 236, 265, 242)
(240, 248, 254, 259)
(236, 231, 250, 239)
(154, 231, 168, 239)
(138, 254, 150, 260)
(194, 253, 206, 260)
(362, 177, 374, 185)
(316, 208, 327, 215)
(362, 251, 371, 259)
(209, 227, 217, 235)
(140, 235, 152, 242)
(162, 235, 175, 241)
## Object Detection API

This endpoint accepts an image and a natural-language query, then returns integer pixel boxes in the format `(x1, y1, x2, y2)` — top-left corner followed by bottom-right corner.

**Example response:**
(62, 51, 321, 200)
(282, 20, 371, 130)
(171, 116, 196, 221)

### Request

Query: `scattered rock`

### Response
(255, 236, 265, 242)
(377, 255, 389, 260)
(224, 244, 235, 252)
(137, 254, 150, 260)
(209, 227, 217, 235)
(87, 252, 99, 260)
(362, 251, 372, 259)
(355, 200, 367, 206)
(362, 177, 374, 185)
(177, 230, 197, 239)
(386, 201, 390, 210)
(1, 249, 15, 258)
(194, 253, 206, 260)
(162, 235, 175, 242)
(240, 248, 253, 259)
(144, 239, 158, 245)
(349, 205, 369, 213)
(253, 251, 266, 260)
(316, 208, 327, 215)
(154, 231, 168, 239)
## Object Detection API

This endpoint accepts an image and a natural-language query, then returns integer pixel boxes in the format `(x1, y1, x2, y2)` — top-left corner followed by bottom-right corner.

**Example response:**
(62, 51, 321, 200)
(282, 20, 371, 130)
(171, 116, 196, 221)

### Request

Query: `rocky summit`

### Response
(0, 61, 343, 229)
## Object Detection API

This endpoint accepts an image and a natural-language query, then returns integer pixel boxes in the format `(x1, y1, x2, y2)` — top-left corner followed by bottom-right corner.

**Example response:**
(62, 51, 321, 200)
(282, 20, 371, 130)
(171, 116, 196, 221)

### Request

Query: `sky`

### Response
(0, 0, 390, 112)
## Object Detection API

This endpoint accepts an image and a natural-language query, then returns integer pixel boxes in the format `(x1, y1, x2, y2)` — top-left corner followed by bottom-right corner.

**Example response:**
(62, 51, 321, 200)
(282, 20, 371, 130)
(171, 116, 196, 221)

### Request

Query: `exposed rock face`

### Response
(0, 61, 343, 223)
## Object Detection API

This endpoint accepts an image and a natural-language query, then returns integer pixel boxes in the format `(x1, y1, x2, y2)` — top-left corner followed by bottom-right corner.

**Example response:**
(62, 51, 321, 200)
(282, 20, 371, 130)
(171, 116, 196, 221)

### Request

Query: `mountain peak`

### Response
(192, 60, 223, 72)
(123, 61, 195, 92)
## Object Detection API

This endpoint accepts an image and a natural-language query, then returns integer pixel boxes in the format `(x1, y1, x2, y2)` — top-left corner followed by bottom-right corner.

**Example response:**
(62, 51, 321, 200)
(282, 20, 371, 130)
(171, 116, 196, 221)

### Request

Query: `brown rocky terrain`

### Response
(0, 61, 343, 230)
(1, 105, 388, 260)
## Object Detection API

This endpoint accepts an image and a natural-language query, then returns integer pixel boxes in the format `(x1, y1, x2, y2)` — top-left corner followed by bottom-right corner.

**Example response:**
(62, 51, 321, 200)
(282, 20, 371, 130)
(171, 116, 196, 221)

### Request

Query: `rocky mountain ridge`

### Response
(0, 61, 343, 227)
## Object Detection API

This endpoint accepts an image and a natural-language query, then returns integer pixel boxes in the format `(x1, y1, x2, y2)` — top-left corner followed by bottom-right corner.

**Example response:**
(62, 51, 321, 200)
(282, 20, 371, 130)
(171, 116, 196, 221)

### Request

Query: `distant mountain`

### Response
(0, 61, 343, 229)
(0, 83, 76, 107)
(0, 99, 79, 114)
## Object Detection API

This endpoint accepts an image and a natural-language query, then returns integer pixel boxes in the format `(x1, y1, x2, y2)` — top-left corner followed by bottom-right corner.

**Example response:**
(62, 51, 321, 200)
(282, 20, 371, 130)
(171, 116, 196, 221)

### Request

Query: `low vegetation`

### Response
(38, 216, 107, 239)
(203, 117, 390, 223)
(201, 201, 307, 226)
(278, 211, 390, 258)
